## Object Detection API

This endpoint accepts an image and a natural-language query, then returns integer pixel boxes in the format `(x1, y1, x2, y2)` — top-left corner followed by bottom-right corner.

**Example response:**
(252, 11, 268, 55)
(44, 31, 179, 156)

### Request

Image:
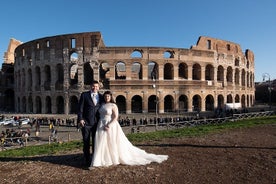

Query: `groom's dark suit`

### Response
(77, 90, 103, 166)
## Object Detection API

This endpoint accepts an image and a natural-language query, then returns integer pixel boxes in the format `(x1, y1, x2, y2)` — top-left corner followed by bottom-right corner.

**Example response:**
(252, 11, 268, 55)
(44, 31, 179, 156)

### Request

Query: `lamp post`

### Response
(152, 77, 158, 118)
(262, 73, 272, 109)
(152, 77, 159, 131)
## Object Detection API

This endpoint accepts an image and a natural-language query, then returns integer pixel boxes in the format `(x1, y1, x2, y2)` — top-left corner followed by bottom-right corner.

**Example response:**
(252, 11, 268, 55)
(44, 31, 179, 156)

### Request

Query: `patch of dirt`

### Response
(0, 124, 275, 184)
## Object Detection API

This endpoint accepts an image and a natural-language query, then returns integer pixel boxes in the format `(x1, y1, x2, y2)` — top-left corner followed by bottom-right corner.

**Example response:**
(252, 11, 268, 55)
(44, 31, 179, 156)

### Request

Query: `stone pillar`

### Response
(158, 65, 164, 80)
(109, 64, 115, 80)
(173, 91, 178, 112)
(142, 91, 148, 113)
(125, 62, 131, 80)
(188, 65, 193, 80)
(64, 93, 69, 115)
(142, 63, 148, 80)
(214, 66, 217, 82)
(214, 92, 218, 109)
(158, 91, 164, 113)
(41, 96, 46, 114)
(201, 66, 205, 81)
(173, 63, 178, 80)
(188, 92, 193, 112)
(125, 92, 131, 114)
(52, 95, 57, 114)
(224, 68, 227, 87)
(201, 94, 206, 112)
(93, 61, 100, 82)
(77, 66, 84, 89)
(41, 67, 45, 92)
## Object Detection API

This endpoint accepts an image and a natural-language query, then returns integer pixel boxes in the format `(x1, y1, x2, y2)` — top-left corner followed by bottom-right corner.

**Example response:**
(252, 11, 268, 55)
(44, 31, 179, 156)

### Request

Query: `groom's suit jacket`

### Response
(77, 91, 103, 126)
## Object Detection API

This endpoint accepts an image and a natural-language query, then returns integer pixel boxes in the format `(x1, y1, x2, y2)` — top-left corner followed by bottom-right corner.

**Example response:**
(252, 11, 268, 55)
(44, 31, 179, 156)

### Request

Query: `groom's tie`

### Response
(92, 93, 97, 105)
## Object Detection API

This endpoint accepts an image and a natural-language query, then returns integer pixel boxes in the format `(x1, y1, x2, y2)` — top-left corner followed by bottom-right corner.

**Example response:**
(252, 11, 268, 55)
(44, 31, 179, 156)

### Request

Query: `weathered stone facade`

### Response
(13, 32, 255, 115)
(0, 38, 22, 111)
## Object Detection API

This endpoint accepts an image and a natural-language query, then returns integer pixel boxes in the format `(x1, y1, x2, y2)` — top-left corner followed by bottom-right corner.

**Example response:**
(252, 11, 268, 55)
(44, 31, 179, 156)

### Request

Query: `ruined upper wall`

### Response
(192, 36, 242, 54)
(245, 49, 254, 62)
(15, 32, 105, 58)
(4, 38, 22, 64)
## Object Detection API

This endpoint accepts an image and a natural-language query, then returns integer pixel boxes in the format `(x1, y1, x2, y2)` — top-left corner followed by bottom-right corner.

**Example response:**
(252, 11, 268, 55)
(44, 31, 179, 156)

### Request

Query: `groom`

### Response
(77, 80, 103, 167)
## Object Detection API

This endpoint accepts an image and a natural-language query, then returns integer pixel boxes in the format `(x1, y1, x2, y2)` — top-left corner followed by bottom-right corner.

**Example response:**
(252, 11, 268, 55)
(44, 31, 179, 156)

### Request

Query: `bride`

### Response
(89, 91, 168, 169)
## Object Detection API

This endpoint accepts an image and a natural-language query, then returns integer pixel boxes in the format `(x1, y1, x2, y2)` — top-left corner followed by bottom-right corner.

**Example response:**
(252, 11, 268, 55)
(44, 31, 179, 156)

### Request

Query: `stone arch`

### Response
(217, 65, 224, 81)
(115, 61, 126, 80)
(235, 58, 239, 66)
(35, 96, 42, 113)
(131, 95, 142, 113)
(192, 95, 201, 112)
(45, 96, 52, 113)
(131, 62, 142, 79)
(70, 63, 78, 85)
(44, 65, 51, 90)
(163, 50, 174, 58)
(164, 63, 174, 80)
(131, 50, 142, 58)
(84, 62, 95, 85)
(28, 69, 32, 90)
(99, 62, 110, 89)
(235, 68, 240, 85)
(164, 95, 174, 112)
(56, 96, 64, 114)
(241, 69, 246, 86)
(178, 62, 188, 79)
(241, 95, 246, 108)
(205, 94, 214, 111)
(28, 96, 33, 113)
(226, 67, 233, 82)
(148, 95, 158, 113)
(116, 95, 126, 114)
(35, 66, 41, 91)
(235, 94, 240, 103)
(56, 63, 64, 90)
(227, 94, 233, 103)
(70, 96, 79, 114)
(70, 52, 78, 62)
(179, 95, 188, 112)
(192, 63, 201, 80)
(205, 64, 214, 80)
(100, 62, 110, 79)
(148, 61, 158, 80)
(217, 94, 224, 109)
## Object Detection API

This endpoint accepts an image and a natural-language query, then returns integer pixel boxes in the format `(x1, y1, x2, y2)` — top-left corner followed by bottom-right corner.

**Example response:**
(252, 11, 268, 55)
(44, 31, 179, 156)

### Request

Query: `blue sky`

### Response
(0, 0, 275, 82)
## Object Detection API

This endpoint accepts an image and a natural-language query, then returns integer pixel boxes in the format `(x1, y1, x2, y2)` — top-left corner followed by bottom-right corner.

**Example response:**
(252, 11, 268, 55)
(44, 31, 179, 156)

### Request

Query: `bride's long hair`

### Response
(103, 90, 116, 103)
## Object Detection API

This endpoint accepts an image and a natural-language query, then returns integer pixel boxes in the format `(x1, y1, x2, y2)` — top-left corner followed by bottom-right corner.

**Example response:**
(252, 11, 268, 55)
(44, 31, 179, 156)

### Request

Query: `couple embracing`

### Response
(77, 81, 168, 170)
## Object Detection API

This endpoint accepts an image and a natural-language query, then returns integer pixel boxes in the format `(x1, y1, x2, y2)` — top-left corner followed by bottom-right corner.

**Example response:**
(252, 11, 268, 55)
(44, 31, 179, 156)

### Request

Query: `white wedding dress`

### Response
(91, 103, 168, 167)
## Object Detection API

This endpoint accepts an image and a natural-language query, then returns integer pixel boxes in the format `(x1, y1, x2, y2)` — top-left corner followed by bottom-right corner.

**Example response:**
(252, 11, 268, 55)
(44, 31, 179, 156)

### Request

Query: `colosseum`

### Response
(13, 31, 255, 116)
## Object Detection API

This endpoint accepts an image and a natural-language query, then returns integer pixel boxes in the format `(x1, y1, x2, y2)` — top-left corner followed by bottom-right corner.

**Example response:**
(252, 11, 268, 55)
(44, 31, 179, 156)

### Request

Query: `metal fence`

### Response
(123, 111, 275, 134)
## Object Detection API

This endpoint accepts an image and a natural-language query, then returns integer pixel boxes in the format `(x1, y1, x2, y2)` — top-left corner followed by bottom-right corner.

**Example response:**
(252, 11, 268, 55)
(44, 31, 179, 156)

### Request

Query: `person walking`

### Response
(77, 80, 103, 167)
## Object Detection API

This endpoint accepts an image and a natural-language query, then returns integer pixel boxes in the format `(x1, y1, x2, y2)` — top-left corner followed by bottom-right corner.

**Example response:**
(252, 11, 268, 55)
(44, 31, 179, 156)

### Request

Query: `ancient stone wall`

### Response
(13, 32, 255, 115)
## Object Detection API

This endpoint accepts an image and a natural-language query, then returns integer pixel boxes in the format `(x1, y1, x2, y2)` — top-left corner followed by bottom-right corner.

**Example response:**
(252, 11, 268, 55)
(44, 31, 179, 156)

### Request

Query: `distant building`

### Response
(0, 38, 22, 111)
(2, 32, 255, 115)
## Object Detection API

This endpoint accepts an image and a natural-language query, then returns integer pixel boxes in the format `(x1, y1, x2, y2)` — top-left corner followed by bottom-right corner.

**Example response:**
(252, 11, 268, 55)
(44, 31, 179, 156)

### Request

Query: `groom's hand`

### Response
(79, 120, 85, 127)
(104, 125, 109, 131)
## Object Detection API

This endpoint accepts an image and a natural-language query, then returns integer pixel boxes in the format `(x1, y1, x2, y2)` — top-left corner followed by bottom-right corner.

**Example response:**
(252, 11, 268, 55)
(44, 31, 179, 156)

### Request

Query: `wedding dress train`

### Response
(91, 103, 168, 167)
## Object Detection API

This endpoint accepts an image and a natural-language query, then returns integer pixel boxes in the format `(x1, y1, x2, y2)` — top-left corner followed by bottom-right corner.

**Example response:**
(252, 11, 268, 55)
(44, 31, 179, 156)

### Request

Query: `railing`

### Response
(124, 111, 275, 134)
(1, 111, 274, 149)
